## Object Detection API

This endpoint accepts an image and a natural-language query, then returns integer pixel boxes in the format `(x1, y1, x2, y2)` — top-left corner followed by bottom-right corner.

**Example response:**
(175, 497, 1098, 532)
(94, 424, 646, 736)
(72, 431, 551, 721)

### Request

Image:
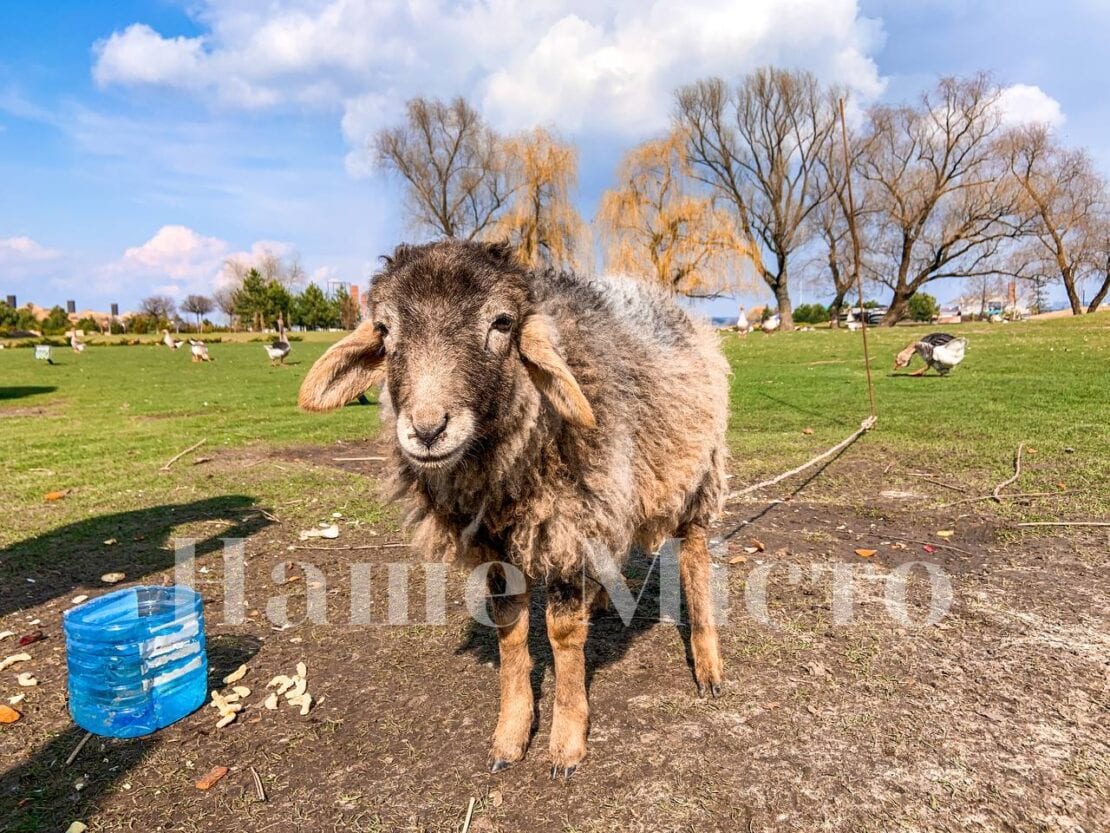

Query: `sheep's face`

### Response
(298, 240, 595, 474)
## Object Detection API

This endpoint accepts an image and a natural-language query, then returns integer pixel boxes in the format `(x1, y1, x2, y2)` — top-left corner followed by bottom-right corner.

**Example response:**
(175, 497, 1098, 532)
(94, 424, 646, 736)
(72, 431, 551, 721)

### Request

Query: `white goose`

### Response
(761, 313, 781, 334)
(894, 332, 967, 376)
(162, 329, 184, 350)
(189, 339, 213, 362)
(69, 330, 86, 353)
(735, 305, 752, 335)
(265, 317, 291, 365)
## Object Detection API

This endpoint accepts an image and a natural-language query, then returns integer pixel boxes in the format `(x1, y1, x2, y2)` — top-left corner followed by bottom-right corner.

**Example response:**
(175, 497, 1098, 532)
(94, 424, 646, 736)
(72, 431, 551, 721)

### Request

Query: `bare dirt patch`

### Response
(1, 450, 1106, 833)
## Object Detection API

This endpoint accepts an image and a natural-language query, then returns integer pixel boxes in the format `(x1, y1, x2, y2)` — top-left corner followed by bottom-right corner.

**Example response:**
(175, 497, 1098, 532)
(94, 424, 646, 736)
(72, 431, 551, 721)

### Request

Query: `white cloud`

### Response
(93, 0, 887, 159)
(0, 236, 61, 262)
(996, 84, 1065, 128)
(120, 225, 227, 283)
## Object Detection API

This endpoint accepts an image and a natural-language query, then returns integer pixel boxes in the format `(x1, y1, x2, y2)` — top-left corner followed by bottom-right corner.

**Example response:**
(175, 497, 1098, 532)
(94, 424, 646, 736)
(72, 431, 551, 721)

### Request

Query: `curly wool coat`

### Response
(364, 245, 732, 581)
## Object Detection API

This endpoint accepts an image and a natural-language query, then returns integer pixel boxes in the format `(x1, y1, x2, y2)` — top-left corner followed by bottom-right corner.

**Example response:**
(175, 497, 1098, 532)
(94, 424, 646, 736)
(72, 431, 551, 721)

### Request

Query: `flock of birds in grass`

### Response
(61, 309, 965, 378)
(156, 319, 291, 365)
(733, 305, 967, 377)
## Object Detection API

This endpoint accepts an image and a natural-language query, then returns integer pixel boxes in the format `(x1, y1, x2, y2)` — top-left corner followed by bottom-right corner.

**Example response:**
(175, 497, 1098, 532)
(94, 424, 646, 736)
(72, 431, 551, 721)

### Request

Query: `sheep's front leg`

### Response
(679, 526, 724, 697)
(488, 572, 534, 773)
(546, 581, 591, 779)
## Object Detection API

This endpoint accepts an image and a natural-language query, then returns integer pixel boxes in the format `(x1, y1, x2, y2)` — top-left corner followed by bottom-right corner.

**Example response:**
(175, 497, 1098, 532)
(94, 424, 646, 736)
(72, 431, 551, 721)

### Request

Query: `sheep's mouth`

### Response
(401, 444, 467, 469)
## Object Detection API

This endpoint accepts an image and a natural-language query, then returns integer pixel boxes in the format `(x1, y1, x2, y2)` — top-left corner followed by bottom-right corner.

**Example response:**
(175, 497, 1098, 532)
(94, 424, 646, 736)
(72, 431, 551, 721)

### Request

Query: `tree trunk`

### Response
(1061, 267, 1084, 315)
(1088, 273, 1110, 313)
(828, 290, 848, 329)
(772, 276, 794, 330)
(883, 291, 911, 326)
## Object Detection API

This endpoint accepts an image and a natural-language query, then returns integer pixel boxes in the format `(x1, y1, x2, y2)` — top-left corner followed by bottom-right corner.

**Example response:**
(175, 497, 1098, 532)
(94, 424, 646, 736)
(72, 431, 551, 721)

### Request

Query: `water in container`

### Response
(63, 585, 208, 738)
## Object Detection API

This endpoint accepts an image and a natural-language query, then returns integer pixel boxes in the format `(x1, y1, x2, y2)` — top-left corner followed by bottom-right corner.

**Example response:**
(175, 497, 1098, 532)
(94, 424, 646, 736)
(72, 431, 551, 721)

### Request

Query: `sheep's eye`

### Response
(491, 314, 514, 333)
(374, 322, 389, 338)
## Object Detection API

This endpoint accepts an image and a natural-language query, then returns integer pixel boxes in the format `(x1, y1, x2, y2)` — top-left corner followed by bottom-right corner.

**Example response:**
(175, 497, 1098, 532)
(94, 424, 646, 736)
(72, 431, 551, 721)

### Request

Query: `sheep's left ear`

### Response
(299, 321, 386, 412)
(518, 315, 596, 428)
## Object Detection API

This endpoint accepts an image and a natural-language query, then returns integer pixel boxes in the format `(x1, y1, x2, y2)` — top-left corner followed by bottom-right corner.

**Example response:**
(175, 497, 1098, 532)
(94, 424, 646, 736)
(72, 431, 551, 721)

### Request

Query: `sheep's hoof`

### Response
(488, 758, 513, 774)
(550, 765, 577, 781)
(697, 681, 723, 699)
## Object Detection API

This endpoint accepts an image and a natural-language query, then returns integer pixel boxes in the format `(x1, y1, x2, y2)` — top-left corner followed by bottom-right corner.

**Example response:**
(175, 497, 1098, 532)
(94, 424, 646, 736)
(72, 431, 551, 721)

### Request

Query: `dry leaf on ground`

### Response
(194, 766, 229, 790)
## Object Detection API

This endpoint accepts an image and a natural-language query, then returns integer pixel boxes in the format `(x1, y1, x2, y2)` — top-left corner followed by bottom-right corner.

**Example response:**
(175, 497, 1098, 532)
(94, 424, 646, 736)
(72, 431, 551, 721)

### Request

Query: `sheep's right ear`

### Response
(519, 315, 596, 429)
(298, 321, 386, 412)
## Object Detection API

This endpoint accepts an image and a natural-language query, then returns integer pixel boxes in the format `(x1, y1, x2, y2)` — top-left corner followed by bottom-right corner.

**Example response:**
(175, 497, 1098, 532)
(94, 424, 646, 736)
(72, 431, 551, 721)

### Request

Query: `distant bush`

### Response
(792, 303, 828, 325)
(908, 293, 940, 322)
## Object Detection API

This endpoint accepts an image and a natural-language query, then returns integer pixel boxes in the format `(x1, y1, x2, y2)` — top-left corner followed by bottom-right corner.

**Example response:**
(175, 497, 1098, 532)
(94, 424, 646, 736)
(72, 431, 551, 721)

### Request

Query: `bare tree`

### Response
(139, 295, 177, 323)
(487, 127, 589, 271)
(1004, 123, 1110, 315)
(596, 130, 751, 297)
(374, 96, 513, 240)
(181, 294, 214, 330)
(676, 69, 841, 329)
(859, 74, 1023, 324)
(213, 286, 238, 327)
(811, 117, 874, 326)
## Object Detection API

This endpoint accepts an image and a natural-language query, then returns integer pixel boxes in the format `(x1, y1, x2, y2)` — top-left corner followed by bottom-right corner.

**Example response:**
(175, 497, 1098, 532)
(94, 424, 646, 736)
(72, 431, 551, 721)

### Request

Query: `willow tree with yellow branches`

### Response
(486, 127, 590, 272)
(596, 131, 753, 298)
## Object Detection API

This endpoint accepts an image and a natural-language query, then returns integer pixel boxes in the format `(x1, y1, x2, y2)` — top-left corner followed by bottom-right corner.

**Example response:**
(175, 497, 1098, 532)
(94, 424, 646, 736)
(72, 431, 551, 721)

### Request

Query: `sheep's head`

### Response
(298, 240, 594, 472)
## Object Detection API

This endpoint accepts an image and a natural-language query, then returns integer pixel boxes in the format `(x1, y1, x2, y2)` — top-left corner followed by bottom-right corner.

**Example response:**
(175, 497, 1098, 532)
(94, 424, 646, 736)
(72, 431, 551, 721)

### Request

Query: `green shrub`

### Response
(907, 293, 940, 322)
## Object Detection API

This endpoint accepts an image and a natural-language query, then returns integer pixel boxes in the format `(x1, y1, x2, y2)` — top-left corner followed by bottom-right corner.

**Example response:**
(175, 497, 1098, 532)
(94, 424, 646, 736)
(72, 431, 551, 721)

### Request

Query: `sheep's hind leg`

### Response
(488, 572, 534, 773)
(679, 526, 724, 697)
(545, 581, 592, 779)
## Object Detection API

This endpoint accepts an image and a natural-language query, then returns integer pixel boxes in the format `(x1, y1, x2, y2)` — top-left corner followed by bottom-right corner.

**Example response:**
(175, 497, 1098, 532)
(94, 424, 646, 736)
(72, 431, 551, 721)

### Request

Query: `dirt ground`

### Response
(1, 443, 1107, 833)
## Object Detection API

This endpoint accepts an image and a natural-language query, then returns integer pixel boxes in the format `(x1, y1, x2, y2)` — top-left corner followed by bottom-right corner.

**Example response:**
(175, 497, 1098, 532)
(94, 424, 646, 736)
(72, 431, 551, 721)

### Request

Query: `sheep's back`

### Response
(535, 271, 730, 542)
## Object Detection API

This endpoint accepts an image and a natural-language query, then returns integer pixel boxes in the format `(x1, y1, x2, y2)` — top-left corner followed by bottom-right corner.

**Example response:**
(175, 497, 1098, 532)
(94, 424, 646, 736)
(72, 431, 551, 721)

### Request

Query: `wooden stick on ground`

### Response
(331, 456, 386, 462)
(937, 490, 1073, 510)
(461, 797, 477, 833)
(288, 542, 410, 552)
(728, 416, 877, 500)
(883, 536, 974, 556)
(992, 442, 1025, 502)
(908, 474, 967, 493)
(65, 731, 92, 766)
(160, 439, 207, 471)
(1016, 521, 1110, 528)
(250, 766, 266, 802)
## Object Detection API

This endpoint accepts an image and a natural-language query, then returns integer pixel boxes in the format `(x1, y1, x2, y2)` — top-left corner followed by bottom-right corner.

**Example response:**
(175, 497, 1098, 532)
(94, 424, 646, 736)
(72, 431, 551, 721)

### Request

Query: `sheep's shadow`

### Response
(456, 547, 695, 725)
(0, 634, 261, 832)
(0, 495, 275, 619)
(0, 386, 57, 401)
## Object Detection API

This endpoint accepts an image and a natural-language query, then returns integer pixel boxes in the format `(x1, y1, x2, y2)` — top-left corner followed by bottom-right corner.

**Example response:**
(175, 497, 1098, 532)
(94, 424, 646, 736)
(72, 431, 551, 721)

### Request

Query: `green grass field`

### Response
(0, 314, 1106, 551)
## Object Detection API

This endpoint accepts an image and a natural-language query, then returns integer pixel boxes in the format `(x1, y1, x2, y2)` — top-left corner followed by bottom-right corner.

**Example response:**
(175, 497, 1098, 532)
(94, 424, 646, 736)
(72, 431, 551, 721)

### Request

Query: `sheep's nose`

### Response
(411, 413, 449, 448)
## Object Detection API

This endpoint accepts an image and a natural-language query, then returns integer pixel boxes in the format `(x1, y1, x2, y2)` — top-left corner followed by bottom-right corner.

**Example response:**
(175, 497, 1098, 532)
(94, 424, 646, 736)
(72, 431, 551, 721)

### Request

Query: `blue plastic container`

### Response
(63, 585, 208, 738)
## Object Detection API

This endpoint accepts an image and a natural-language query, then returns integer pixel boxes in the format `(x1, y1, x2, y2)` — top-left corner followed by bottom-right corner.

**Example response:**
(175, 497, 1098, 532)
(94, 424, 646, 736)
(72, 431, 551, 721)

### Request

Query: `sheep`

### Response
(298, 240, 730, 778)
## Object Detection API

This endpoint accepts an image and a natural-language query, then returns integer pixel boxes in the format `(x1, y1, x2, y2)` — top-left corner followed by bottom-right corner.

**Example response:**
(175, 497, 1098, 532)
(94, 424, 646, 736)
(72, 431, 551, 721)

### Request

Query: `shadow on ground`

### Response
(0, 495, 275, 618)
(456, 547, 698, 737)
(0, 634, 262, 833)
(0, 386, 57, 401)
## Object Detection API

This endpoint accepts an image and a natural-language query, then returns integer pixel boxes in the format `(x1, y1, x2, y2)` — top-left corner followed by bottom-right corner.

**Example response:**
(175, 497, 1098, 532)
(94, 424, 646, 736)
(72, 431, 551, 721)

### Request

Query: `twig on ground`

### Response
(992, 442, 1025, 502)
(461, 797, 477, 833)
(288, 542, 409, 552)
(937, 490, 1074, 509)
(728, 416, 877, 500)
(65, 731, 92, 766)
(250, 766, 266, 802)
(908, 474, 967, 493)
(883, 535, 974, 556)
(160, 439, 206, 471)
(331, 456, 386, 462)
(1016, 521, 1110, 528)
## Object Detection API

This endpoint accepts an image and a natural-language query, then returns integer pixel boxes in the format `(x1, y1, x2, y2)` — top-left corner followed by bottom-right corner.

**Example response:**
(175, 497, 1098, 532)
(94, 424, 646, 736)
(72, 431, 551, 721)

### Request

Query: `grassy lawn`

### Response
(723, 313, 1109, 515)
(1, 313, 1106, 551)
(1, 314, 1106, 832)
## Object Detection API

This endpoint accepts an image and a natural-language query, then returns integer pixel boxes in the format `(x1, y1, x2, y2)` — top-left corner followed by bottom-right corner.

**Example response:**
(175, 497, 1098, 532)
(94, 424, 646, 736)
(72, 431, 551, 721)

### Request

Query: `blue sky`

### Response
(2, 1, 1108, 316)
